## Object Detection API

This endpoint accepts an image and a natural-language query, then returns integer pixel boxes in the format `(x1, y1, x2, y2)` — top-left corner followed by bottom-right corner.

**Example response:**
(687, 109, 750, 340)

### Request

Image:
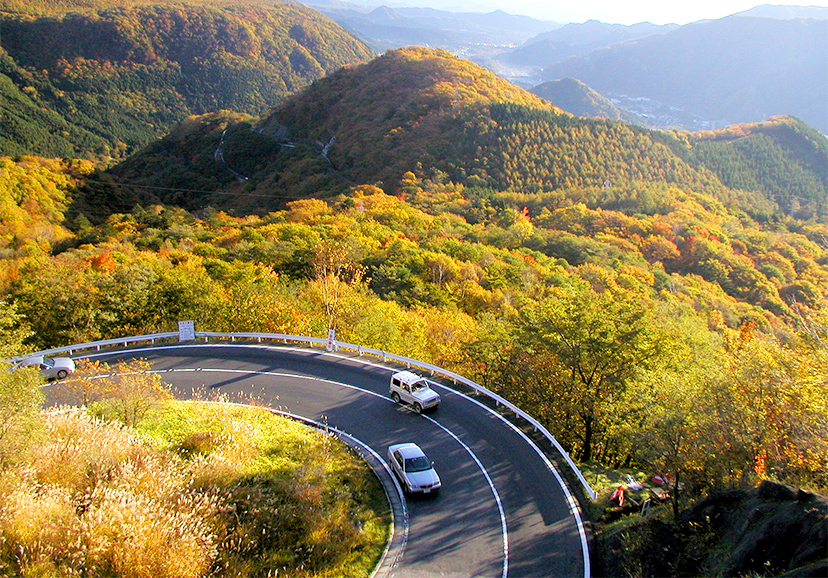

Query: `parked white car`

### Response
(12, 356, 75, 380)
(389, 370, 440, 413)
(388, 443, 441, 495)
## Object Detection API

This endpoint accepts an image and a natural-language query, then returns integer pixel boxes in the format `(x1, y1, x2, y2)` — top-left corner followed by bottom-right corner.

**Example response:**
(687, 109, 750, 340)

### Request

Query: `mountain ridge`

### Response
(257, 47, 565, 185)
(530, 77, 641, 123)
(0, 1, 374, 158)
(733, 3, 828, 19)
(301, 0, 561, 55)
(540, 15, 828, 133)
(100, 47, 826, 224)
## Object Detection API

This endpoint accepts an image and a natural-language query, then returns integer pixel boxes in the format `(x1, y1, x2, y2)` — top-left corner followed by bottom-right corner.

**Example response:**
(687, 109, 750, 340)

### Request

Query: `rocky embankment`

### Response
(684, 480, 827, 577)
(600, 480, 827, 577)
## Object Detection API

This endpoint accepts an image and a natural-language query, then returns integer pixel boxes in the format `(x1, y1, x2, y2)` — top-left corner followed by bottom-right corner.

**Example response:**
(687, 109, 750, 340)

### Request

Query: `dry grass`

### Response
(0, 403, 390, 578)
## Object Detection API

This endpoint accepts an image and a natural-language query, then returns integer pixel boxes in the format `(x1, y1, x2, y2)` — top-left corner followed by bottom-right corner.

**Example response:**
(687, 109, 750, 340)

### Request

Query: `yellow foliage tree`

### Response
(58, 359, 172, 427)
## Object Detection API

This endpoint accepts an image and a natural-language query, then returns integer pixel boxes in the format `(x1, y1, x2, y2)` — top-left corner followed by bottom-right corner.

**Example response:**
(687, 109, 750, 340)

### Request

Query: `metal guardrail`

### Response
(12, 331, 597, 500)
(8, 333, 181, 362)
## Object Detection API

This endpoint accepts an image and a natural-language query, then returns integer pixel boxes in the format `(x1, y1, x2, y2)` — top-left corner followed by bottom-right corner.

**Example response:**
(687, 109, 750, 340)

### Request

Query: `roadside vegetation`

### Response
(0, 354, 390, 578)
(1, 156, 826, 575)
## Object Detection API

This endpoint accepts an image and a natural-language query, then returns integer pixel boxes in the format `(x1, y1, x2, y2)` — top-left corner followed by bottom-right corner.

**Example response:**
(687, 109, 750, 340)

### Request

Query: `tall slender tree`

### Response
(311, 241, 366, 335)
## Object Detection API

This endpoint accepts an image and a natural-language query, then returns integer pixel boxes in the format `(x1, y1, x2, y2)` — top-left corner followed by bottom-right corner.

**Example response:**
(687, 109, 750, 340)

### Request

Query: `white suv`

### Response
(389, 370, 440, 413)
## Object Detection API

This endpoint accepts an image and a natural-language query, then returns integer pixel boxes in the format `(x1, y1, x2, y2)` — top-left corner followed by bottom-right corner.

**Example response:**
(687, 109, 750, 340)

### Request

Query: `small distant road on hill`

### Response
(81, 342, 591, 578)
(214, 129, 249, 181)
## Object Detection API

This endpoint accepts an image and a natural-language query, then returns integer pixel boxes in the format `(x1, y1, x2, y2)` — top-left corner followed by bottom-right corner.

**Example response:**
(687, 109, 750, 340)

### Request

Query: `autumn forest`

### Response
(0, 1, 826, 576)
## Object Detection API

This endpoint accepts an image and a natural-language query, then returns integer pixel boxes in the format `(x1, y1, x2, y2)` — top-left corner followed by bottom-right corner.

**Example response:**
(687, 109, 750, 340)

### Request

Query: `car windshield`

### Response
(41, 358, 55, 368)
(411, 381, 427, 391)
(405, 456, 431, 472)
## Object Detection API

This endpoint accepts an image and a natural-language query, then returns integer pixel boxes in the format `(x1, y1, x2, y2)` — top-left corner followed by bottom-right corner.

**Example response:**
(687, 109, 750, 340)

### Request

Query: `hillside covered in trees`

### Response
(530, 77, 640, 124)
(1, 154, 826, 490)
(0, 0, 373, 159)
(101, 48, 828, 221)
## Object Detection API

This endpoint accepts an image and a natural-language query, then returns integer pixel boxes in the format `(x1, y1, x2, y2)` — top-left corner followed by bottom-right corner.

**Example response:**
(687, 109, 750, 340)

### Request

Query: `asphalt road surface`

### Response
(79, 342, 590, 578)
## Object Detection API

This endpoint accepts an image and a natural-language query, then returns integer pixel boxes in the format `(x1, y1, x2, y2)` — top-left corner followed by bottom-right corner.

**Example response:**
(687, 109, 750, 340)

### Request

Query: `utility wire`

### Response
(81, 176, 301, 199)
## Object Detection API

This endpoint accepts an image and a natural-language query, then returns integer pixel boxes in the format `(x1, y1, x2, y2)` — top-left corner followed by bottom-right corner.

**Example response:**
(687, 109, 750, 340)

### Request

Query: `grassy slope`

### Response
(0, 401, 390, 577)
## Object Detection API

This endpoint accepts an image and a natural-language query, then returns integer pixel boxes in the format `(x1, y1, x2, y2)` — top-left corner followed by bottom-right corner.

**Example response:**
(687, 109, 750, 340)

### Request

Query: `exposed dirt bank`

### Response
(598, 480, 827, 577)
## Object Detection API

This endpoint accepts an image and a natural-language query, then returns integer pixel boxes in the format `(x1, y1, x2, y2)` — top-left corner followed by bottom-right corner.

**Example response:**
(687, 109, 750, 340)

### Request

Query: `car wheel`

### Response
(56, 370, 68, 379)
(391, 392, 401, 404)
(413, 403, 422, 414)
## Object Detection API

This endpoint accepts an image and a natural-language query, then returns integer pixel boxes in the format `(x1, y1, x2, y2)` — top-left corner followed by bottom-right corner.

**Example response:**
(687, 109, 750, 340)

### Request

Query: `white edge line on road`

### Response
(420, 411, 509, 578)
(438, 384, 591, 578)
(80, 343, 588, 578)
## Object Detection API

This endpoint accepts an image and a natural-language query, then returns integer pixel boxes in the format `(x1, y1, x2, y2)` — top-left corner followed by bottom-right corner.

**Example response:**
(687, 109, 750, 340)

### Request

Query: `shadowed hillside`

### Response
(0, 0, 373, 158)
(531, 77, 639, 123)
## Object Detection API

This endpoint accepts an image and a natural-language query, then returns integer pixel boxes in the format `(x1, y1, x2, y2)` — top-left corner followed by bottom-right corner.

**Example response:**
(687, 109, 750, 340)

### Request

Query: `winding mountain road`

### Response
(81, 342, 590, 578)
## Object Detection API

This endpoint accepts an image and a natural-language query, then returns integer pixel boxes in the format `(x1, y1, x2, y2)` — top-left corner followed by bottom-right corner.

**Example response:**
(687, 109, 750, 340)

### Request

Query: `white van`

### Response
(389, 370, 441, 413)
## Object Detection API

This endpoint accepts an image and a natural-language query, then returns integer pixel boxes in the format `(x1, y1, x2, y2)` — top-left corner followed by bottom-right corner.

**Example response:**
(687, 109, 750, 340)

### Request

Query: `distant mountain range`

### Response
(300, 0, 560, 57)
(299, 2, 828, 133)
(733, 3, 828, 18)
(1, 0, 825, 162)
(539, 15, 828, 133)
(497, 20, 678, 69)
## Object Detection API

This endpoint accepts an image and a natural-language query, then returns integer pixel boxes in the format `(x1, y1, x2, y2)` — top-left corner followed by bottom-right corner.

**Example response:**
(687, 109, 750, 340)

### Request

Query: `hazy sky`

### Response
(350, 1, 828, 25)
